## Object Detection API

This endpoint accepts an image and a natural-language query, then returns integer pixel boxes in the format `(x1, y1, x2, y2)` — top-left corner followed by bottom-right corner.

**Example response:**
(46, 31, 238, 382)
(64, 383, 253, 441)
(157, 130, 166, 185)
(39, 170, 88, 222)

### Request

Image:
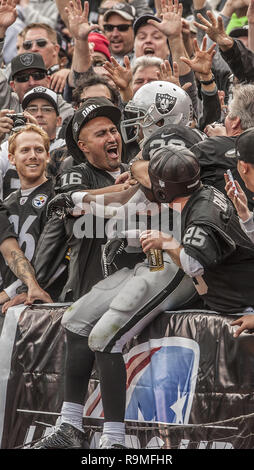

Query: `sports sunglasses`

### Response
(103, 24, 132, 32)
(14, 71, 47, 83)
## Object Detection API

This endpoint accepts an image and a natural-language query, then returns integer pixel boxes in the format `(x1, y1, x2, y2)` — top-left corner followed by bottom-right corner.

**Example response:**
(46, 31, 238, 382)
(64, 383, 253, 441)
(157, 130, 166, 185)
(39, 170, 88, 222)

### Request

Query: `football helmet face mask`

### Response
(120, 81, 193, 144)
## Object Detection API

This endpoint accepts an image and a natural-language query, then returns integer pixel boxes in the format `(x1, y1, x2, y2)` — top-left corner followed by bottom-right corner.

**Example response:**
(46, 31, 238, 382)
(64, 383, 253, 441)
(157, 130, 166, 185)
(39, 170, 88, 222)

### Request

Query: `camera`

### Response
(6, 113, 27, 128)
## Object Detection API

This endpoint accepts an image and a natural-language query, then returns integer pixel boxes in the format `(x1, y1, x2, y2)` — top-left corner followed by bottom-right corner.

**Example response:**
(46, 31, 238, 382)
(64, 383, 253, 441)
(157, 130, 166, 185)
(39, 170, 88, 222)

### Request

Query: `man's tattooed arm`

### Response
(0, 238, 36, 286)
(0, 238, 53, 306)
(8, 249, 36, 285)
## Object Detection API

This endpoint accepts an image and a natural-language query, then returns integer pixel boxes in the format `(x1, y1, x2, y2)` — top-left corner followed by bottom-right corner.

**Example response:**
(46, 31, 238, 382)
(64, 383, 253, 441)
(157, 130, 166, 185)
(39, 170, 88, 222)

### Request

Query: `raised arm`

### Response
(247, 0, 254, 52)
(194, 9, 234, 52)
(148, 0, 191, 76)
(65, 0, 98, 88)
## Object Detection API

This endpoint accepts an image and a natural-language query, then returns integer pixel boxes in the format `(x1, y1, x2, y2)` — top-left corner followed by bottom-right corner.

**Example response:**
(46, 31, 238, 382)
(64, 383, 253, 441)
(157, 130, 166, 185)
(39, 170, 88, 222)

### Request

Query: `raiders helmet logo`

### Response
(33, 86, 47, 93)
(20, 53, 34, 67)
(155, 93, 177, 115)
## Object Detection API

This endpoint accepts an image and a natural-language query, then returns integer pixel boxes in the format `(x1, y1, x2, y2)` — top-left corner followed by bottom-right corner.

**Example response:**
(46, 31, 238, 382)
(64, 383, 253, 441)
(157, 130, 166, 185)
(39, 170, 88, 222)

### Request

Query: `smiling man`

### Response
(0, 124, 54, 306)
(0, 87, 65, 200)
(103, 3, 136, 65)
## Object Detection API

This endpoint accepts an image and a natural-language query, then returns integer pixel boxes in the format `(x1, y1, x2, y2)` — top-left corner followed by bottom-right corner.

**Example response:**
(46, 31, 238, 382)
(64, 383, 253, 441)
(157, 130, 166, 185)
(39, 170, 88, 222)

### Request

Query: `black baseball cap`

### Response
(22, 87, 59, 115)
(229, 25, 248, 38)
(11, 52, 47, 79)
(148, 145, 201, 203)
(133, 15, 161, 36)
(65, 97, 122, 163)
(235, 127, 254, 164)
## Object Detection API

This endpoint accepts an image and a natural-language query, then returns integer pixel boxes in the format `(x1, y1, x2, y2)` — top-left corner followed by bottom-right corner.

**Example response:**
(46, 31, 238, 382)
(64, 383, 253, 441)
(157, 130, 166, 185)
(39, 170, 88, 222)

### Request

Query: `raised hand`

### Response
(148, 0, 183, 39)
(194, 10, 234, 50)
(65, 0, 98, 40)
(103, 56, 133, 92)
(247, 0, 254, 23)
(180, 37, 216, 78)
(157, 60, 192, 91)
(0, 0, 18, 35)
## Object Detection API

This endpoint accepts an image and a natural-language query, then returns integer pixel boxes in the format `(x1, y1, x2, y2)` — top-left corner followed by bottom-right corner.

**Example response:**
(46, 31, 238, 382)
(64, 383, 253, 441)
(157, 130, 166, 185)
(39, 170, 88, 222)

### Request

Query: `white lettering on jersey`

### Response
(61, 172, 82, 187)
(213, 188, 228, 212)
(183, 226, 207, 248)
(8, 214, 37, 261)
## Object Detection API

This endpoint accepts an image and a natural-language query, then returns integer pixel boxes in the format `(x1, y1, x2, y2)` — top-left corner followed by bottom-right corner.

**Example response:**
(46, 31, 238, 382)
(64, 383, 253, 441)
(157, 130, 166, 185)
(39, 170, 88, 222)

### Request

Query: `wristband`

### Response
(199, 74, 215, 85)
(71, 191, 88, 207)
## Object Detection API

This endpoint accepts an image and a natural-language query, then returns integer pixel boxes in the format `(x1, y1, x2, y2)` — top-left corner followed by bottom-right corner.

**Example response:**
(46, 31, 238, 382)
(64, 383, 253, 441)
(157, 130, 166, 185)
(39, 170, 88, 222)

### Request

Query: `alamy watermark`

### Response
(71, 196, 182, 249)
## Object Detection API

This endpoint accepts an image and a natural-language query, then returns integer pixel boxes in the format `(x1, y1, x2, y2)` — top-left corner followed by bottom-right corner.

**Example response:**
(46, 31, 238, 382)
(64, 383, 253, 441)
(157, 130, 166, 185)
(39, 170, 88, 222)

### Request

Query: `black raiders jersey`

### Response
(142, 124, 206, 161)
(181, 185, 254, 313)
(58, 160, 129, 193)
(0, 179, 54, 289)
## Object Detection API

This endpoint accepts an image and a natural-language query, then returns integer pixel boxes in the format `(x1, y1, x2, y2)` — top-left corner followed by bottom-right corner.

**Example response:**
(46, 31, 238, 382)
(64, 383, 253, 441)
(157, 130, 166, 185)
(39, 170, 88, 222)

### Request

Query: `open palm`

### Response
(103, 56, 132, 91)
(148, 0, 183, 39)
(181, 37, 216, 75)
(65, 0, 98, 40)
(0, 0, 18, 30)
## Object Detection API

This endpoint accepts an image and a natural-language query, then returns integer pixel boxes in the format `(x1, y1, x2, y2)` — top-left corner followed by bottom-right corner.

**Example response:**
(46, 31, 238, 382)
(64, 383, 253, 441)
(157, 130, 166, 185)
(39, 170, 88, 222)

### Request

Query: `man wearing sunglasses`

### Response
(103, 3, 136, 65)
(10, 52, 49, 102)
(21, 23, 66, 77)
(0, 1, 73, 124)
(0, 49, 73, 123)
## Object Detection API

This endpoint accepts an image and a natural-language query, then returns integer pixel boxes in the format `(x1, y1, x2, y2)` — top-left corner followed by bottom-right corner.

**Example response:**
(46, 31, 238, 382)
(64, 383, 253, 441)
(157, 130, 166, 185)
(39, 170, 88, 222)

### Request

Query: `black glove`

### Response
(101, 237, 128, 278)
(47, 192, 75, 219)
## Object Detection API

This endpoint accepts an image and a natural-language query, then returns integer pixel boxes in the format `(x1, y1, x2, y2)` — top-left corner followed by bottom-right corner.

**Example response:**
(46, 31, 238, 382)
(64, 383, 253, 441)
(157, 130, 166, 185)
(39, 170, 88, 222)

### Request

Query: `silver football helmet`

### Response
(121, 81, 193, 144)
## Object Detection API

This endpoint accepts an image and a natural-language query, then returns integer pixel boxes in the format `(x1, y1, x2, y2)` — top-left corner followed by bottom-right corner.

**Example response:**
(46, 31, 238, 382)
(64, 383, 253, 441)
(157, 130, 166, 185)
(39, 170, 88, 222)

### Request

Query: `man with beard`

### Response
(30, 97, 141, 302)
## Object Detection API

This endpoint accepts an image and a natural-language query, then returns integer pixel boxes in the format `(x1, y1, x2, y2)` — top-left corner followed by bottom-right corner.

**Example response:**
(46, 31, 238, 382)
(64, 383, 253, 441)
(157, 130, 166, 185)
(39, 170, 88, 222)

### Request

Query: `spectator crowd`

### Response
(1, 0, 254, 449)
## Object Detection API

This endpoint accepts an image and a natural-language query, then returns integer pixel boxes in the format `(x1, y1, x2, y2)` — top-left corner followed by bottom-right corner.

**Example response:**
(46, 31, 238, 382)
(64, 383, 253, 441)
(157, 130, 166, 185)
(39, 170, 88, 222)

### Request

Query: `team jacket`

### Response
(181, 185, 254, 313)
